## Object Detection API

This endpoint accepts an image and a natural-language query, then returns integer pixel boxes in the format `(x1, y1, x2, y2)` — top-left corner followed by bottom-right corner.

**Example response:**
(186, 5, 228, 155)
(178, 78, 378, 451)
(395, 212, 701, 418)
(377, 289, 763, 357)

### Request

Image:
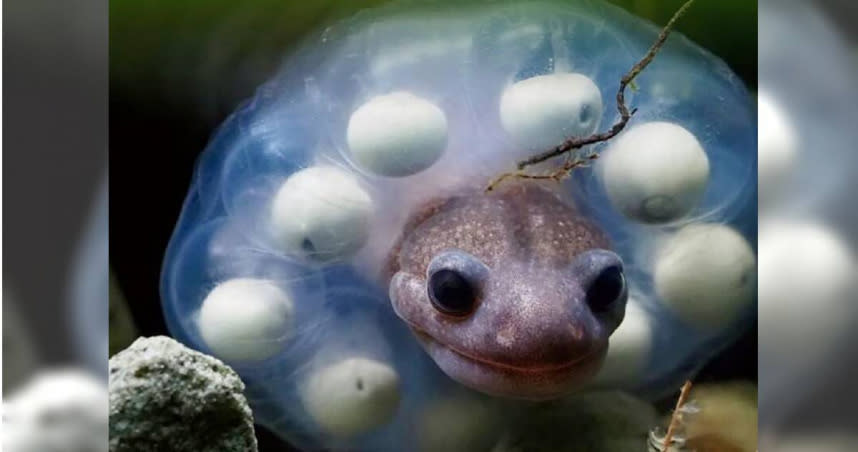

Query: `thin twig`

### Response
(486, 153, 598, 190)
(663, 380, 694, 450)
(486, 0, 696, 192)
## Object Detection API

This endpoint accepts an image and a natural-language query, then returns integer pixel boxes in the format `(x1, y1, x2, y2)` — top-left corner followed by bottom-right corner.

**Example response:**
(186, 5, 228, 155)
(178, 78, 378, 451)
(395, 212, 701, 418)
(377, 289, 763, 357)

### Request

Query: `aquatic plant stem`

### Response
(663, 380, 694, 450)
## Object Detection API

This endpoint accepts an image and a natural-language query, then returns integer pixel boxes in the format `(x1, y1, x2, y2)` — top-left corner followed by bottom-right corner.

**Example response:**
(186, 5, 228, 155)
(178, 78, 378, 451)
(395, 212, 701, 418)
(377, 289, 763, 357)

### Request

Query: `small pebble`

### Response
(109, 336, 257, 452)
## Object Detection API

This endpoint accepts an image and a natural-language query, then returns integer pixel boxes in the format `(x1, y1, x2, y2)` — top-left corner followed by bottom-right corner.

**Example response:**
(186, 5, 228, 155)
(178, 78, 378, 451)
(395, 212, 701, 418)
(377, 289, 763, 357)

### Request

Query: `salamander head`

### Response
(388, 182, 627, 399)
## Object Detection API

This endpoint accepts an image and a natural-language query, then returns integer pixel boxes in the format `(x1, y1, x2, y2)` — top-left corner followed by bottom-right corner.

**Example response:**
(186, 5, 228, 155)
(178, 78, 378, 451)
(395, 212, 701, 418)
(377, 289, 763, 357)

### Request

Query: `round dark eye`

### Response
(586, 266, 625, 313)
(428, 269, 476, 316)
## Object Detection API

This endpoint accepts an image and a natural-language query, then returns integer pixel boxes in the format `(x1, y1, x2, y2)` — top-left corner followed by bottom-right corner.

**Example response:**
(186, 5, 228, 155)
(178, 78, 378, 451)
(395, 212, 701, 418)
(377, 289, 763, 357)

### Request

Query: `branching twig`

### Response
(663, 380, 694, 450)
(486, 0, 696, 192)
(487, 153, 599, 191)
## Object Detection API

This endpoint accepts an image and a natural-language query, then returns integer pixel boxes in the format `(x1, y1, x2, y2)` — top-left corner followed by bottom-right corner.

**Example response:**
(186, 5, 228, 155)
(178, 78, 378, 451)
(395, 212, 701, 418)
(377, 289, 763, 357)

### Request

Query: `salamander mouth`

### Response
(413, 329, 597, 374)
(410, 328, 606, 399)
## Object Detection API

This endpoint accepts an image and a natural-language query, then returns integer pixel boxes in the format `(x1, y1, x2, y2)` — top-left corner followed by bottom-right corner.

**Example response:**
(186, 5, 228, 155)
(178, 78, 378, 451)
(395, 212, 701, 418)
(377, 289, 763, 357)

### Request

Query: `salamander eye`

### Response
(587, 266, 626, 313)
(428, 269, 477, 316)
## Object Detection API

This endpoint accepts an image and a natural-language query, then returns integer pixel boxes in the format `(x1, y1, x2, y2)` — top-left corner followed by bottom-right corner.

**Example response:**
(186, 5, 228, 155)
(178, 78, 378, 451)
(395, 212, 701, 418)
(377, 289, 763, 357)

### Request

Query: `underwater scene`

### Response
(109, 0, 762, 451)
(9, 0, 858, 451)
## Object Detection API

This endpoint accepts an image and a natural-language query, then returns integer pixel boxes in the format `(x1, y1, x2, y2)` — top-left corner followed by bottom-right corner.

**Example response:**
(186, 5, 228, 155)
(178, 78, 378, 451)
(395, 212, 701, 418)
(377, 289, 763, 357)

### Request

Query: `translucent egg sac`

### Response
(159, 0, 756, 449)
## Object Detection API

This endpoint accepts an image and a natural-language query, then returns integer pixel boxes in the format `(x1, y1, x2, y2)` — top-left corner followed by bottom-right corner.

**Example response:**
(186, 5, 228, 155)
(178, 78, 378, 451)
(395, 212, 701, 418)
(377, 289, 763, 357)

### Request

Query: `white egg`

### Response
(600, 122, 710, 223)
(592, 300, 653, 387)
(758, 221, 856, 360)
(347, 91, 447, 177)
(301, 357, 400, 437)
(758, 92, 798, 207)
(500, 73, 603, 150)
(197, 278, 294, 362)
(270, 166, 373, 261)
(653, 224, 756, 331)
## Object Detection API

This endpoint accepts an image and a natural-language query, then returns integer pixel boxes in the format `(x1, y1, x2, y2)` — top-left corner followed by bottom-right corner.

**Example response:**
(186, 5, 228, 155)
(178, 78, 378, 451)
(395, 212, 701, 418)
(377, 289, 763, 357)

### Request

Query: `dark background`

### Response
(108, 0, 757, 449)
(4, 0, 107, 385)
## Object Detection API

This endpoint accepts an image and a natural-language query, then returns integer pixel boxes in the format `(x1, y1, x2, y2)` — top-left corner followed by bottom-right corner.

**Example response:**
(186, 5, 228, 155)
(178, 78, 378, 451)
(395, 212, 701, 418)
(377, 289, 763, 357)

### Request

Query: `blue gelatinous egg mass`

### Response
(161, 1, 756, 449)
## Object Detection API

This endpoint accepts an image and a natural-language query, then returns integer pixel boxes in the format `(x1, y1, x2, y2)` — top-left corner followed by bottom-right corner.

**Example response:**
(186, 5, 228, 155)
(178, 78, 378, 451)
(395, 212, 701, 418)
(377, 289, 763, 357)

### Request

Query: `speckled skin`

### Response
(389, 182, 627, 399)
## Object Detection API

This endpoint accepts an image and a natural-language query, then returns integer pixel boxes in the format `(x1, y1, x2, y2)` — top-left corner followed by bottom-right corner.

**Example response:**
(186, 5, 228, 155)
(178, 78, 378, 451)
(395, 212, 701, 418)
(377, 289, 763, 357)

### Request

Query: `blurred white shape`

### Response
(757, 219, 857, 428)
(69, 176, 108, 377)
(759, 221, 856, 362)
(3, 369, 108, 452)
(759, 0, 858, 434)
(759, 0, 856, 217)
(758, 92, 798, 208)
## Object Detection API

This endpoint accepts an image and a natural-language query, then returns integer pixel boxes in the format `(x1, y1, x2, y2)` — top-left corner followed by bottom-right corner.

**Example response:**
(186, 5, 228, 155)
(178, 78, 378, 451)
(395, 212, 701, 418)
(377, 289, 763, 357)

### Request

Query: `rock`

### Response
(108, 336, 257, 452)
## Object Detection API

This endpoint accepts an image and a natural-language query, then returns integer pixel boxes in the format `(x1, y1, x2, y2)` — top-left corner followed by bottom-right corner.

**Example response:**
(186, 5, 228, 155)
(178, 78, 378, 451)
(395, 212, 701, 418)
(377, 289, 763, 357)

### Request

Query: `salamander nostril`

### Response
(586, 266, 626, 313)
(428, 269, 477, 316)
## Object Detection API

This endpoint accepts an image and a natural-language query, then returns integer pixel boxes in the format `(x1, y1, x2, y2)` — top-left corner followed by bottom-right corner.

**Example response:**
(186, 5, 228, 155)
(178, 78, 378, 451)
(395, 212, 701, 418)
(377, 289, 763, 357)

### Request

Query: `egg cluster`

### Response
(161, 1, 756, 449)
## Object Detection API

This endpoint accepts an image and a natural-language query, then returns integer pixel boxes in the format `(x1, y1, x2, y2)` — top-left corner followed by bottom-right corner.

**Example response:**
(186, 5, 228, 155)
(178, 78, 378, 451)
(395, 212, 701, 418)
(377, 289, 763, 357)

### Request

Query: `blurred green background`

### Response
(110, 0, 756, 122)
(109, 1, 756, 450)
